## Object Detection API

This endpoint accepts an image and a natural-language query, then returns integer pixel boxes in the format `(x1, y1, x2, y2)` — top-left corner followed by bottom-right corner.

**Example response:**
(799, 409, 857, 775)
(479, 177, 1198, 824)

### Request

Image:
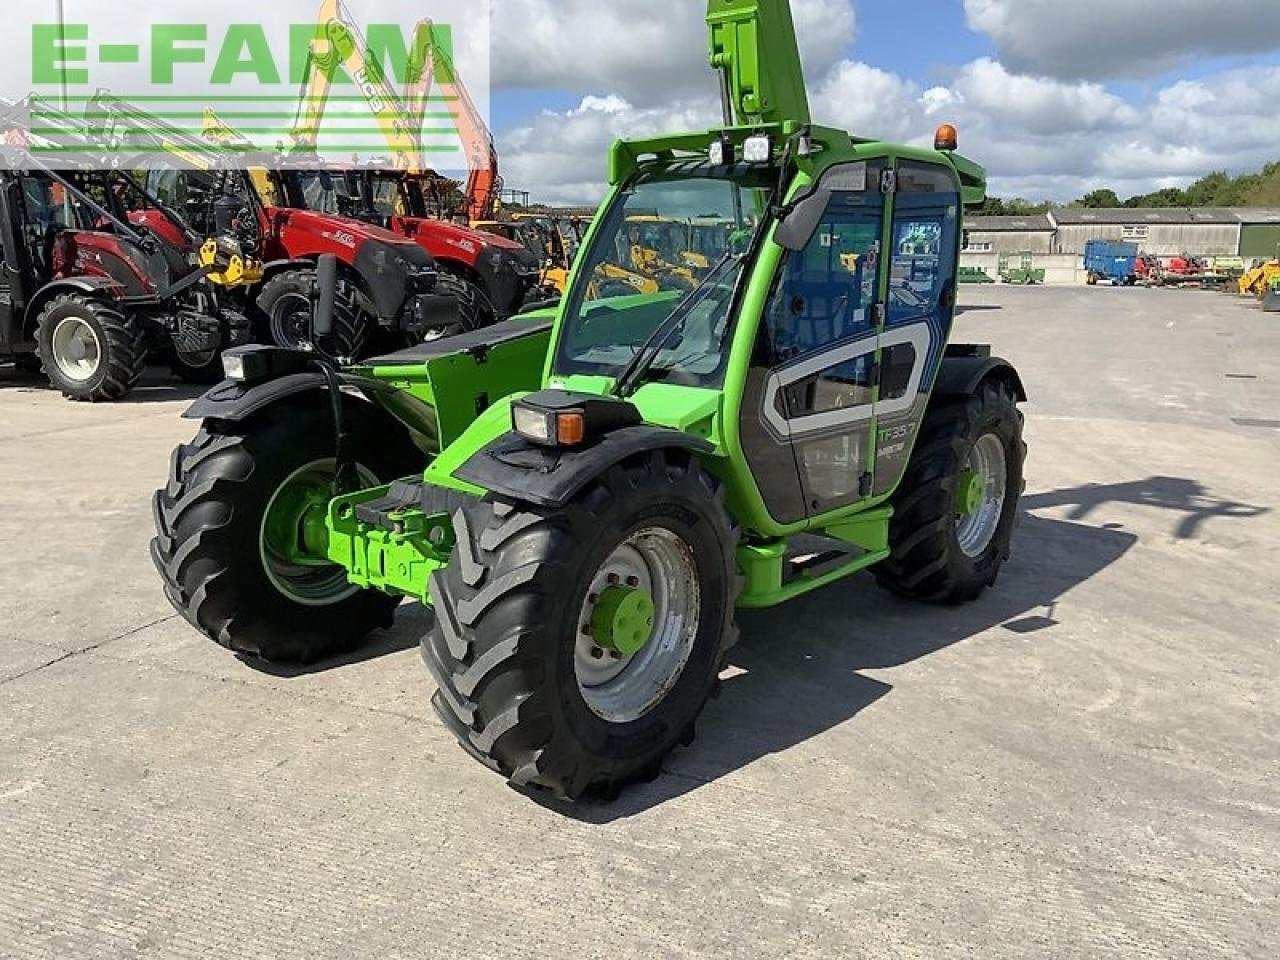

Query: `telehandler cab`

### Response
(152, 0, 1027, 801)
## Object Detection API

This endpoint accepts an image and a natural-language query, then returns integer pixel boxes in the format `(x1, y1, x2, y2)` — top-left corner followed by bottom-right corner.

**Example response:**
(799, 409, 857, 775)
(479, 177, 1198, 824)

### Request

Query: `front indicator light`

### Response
(512, 402, 589, 447)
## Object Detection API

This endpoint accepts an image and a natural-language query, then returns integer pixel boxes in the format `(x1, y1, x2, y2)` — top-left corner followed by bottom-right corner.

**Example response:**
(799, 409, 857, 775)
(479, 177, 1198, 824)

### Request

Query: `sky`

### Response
(5, 1, 1280, 204)
(489, 0, 1280, 206)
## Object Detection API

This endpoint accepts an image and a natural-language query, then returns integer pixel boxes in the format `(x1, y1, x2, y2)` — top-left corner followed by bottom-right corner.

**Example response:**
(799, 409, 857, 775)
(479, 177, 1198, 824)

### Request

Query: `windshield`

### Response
(293, 172, 359, 218)
(555, 166, 772, 387)
(365, 175, 400, 217)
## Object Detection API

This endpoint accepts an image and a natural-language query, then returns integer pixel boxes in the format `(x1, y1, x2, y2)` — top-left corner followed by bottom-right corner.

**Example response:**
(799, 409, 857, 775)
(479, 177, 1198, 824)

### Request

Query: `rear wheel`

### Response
(151, 398, 424, 662)
(423, 449, 740, 800)
(36, 294, 147, 402)
(257, 269, 367, 359)
(875, 381, 1025, 603)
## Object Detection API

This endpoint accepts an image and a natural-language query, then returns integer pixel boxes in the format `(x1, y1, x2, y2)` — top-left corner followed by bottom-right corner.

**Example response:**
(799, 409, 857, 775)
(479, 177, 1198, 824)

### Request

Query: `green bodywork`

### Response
(315, 0, 989, 609)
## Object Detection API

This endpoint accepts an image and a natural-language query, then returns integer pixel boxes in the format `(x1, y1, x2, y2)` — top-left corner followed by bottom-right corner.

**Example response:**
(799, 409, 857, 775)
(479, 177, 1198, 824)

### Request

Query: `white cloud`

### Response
(964, 0, 1280, 80)
(502, 52, 1280, 207)
(491, 0, 855, 107)
(499, 94, 721, 207)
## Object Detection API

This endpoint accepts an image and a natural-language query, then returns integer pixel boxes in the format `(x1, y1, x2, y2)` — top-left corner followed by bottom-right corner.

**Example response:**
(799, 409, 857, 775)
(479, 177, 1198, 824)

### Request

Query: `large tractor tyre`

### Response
(875, 381, 1026, 604)
(423, 449, 741, 801)
(35, 294, 147, 402)
(433, 266, 493, 337)
(151, 398, 424, 663)
(257, 270, 368, 360)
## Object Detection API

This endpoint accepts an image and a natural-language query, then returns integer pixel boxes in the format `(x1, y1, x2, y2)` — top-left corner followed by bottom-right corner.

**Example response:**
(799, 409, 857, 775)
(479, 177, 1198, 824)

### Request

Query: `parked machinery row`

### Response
(0, 103, 546, 402)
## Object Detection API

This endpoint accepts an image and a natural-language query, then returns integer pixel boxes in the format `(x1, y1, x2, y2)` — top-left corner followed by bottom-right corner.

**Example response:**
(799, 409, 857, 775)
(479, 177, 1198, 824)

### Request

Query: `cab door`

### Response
(738, 160, 890, 525)
(871, 160, 963, 498)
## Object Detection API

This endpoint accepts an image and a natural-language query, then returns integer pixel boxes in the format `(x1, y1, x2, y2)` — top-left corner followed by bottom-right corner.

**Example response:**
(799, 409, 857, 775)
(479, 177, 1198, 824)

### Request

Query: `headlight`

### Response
(510, 392, 642, 448)
(221, 352, 247, 381)
(513, 402, 584, 446)
(743, 134, 772, 164)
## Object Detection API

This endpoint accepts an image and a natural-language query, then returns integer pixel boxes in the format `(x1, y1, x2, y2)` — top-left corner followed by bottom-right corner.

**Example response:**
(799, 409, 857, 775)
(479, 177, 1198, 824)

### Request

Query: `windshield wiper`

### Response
(611, 251, 737, 399)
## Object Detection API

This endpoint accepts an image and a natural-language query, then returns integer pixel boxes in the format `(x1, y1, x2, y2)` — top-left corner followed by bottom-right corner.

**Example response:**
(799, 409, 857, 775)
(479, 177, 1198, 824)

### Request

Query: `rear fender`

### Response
(25, 277, 125, 332)
(182, 372, 440, 452)
(932, 354, 1027, 403)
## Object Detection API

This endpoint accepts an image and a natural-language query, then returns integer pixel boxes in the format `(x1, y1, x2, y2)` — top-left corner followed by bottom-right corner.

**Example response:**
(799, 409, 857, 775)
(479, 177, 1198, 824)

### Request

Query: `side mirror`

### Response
(774, 187, 831, 252)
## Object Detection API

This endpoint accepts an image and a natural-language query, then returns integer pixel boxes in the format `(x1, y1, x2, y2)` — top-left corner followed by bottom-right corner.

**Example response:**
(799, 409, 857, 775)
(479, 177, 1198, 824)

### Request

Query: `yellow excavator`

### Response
(1239, 255, 1280, 300)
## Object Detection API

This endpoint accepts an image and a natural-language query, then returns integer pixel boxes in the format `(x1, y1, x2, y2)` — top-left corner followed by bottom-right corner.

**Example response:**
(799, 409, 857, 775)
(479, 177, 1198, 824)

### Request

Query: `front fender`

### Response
(451, 420, 714, 509)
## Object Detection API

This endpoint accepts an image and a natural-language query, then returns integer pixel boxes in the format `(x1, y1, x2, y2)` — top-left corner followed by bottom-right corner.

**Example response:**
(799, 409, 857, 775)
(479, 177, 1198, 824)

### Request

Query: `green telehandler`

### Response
(152, 0, 1027, 800)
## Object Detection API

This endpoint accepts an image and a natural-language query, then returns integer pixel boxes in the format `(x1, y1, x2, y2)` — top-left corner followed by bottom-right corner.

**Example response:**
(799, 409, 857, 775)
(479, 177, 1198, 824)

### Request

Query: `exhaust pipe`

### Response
(313, 254, 338, 338)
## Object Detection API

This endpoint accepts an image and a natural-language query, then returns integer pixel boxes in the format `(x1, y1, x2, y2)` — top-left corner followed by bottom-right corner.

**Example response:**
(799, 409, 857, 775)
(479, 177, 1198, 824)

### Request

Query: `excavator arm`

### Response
(403, 21, 500, 222)
(291, 0, 423, 170)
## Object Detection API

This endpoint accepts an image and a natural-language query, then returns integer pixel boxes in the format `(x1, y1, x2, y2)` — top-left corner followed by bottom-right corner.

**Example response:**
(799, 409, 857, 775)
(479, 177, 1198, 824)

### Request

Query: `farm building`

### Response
(1049, 208, 1240, 257)
(960, 208, 1280, 283)
(962, 215, 1056, 254)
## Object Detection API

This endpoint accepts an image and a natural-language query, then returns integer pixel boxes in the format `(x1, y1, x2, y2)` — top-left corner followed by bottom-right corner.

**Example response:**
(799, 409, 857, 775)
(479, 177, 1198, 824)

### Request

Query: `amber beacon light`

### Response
(934, 123, 959, 151)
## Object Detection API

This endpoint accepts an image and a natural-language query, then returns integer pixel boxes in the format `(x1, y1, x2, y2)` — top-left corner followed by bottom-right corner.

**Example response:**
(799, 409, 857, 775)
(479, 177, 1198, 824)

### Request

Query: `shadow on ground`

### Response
(547, 510, 1138, 821)
(1024, 476, 1269, 540)
(0, 365, 208, 405)
(217, 472, 1268, 818)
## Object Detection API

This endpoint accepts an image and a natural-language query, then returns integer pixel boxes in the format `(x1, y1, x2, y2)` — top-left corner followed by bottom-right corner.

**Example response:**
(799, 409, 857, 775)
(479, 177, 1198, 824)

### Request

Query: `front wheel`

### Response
(151, 398, 424, 662)
(875, 381, 1026, 603)
(423, 449, 741, 800)
(36, 294, 147, 402)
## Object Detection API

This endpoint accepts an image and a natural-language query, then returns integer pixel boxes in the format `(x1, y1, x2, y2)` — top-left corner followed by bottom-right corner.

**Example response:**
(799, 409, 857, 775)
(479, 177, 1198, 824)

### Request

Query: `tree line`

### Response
(977, 161, 1280, 216)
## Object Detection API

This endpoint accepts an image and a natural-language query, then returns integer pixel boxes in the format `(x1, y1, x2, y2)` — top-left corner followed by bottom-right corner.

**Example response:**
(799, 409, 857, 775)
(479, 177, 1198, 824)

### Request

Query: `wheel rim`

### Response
(177, 348, 219, 370)
(269, 291, 314, 349)
(259, 459, 377, 606)
(955, 433, 1008, 558)
(50, 315, 102, 382)
(575, 527, 701, 724)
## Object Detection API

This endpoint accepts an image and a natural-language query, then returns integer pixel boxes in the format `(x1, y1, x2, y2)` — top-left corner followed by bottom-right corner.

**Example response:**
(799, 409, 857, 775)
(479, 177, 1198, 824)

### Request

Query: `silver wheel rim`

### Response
(269, 291, 314, 349)
(575, 527, 701, 724)
(50, 315, 102, 382)
(258, 459, 377, 606)
(956, 433, 1008, 558)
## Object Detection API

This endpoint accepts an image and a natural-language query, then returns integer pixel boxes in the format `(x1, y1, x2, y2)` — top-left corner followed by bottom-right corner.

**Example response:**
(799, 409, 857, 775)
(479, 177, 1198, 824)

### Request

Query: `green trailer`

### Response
(959, 265, 995, 284)
(152, 0, 1027, 801)
(999, 253, 1045, 285)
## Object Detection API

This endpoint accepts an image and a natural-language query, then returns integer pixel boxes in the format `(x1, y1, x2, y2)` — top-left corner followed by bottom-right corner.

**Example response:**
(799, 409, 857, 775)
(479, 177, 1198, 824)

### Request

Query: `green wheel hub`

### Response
(259, 459, 377, 606)
(590, 585, 656, 656)
(956, 469, 984, 517)
(262, 480, 332, 567)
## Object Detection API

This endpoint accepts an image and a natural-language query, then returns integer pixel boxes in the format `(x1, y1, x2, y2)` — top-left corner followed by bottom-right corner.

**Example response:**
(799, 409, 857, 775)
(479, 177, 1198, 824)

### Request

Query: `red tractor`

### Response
(0, 165, 254, 400)
(85, 95, 472, 358)
(291, 167, 543, 323)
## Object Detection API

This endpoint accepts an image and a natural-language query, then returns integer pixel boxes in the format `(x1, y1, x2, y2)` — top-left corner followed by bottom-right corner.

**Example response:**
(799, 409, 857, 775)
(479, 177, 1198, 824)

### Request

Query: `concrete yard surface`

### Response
(1, 287, 1277, 958)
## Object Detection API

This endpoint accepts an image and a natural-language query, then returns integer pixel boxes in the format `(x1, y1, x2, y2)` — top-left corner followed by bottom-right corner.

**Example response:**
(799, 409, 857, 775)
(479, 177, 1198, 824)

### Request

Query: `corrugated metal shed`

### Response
(1050, 208, 1239, 225)
(965, 215, 1054, 232)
